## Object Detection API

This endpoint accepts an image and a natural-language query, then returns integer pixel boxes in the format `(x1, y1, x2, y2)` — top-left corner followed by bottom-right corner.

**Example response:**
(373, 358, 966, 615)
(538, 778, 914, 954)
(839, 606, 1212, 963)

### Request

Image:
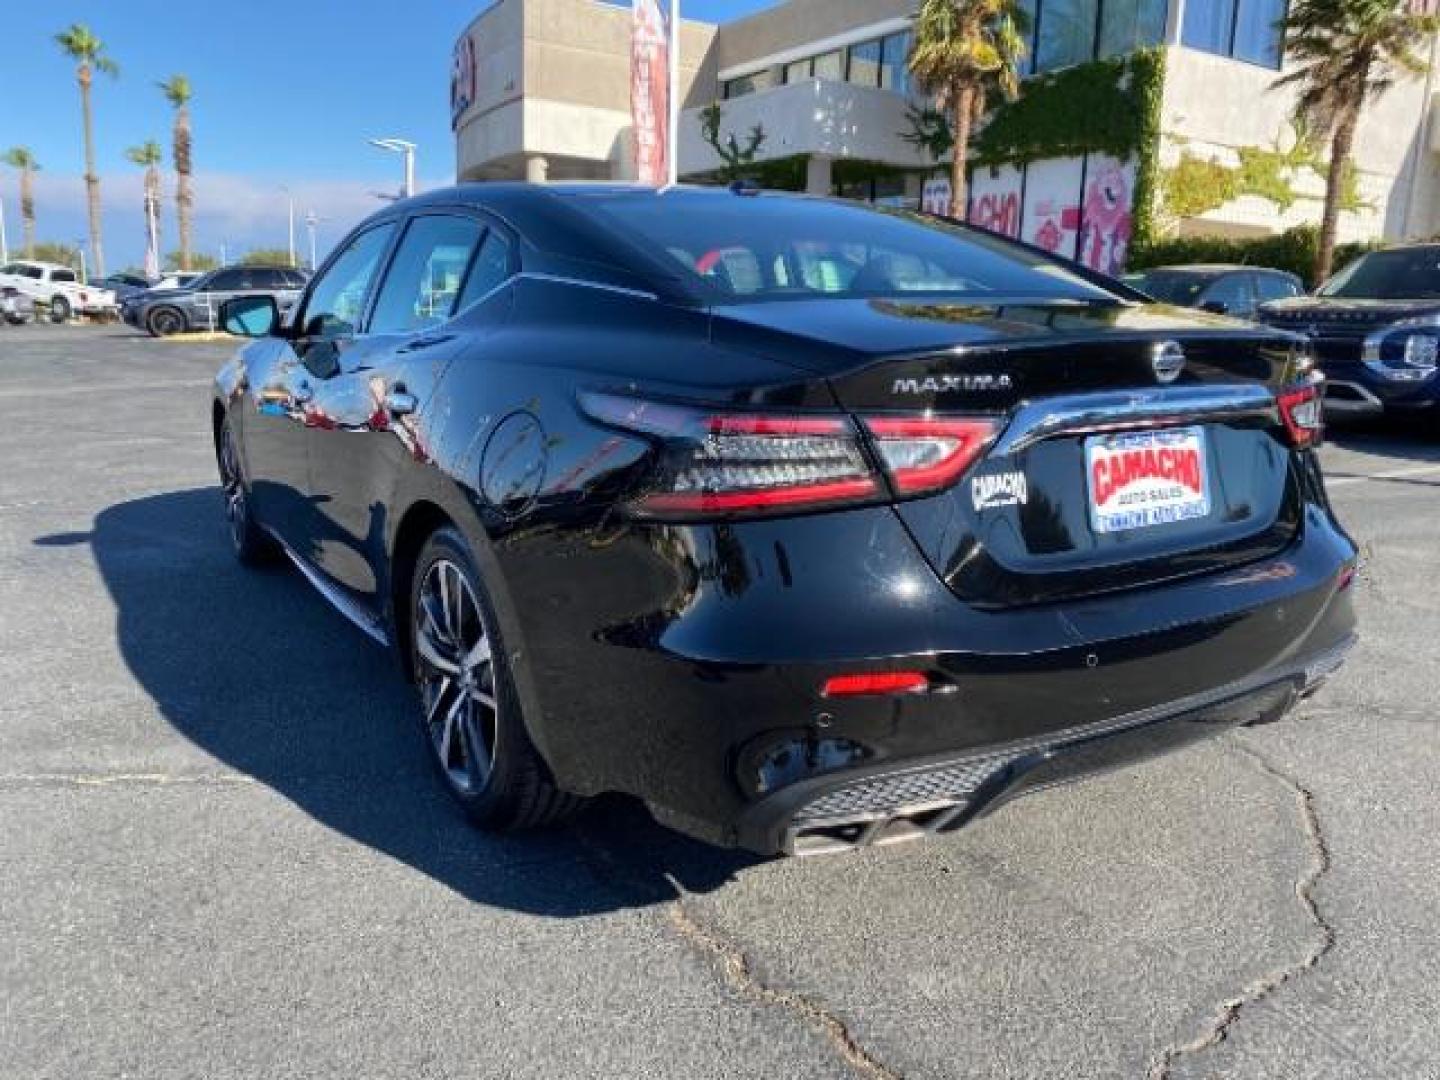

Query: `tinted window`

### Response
(52, 269, 77, 284)
(300, 224, 396, 338)
(1182, 0, 1285, 67)
(1254, 273, 1301, 302)
(1132, 270, 1210, 305)
(880, 31, 912, 92)
(849, 39, 883, 87)
(1036, 0, 1099, 71)
(1099, 0, 1167, 56)
(723, 69, 776, 98)
(1319, 249, 1440, 300)
(582, 194, 1119, 303)
(1200, 274, 1255, 312)
(456, 230, 515, 311)
(251, 268, 288, 288)
(370, 215, 484, 334)
(208, 268, 249, 291)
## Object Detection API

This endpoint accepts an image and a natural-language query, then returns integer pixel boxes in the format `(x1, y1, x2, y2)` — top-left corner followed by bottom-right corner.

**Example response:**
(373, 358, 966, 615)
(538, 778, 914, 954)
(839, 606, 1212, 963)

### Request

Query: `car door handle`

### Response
(385, 389, 419, 417)
(398, 333, 453, 354)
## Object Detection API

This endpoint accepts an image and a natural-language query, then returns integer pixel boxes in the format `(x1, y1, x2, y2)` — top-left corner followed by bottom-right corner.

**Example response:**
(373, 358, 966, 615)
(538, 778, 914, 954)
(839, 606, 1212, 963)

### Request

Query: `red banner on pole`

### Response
(631, 0, 671, 186)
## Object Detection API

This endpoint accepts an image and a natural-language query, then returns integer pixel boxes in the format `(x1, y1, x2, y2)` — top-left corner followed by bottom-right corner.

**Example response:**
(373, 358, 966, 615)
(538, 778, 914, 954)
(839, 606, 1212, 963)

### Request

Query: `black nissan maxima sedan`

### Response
(212, 184, 1357, 857)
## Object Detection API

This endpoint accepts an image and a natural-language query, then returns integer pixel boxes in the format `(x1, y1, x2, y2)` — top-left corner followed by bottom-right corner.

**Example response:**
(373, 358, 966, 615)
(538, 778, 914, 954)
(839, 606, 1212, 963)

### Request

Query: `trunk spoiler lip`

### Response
(992, 383, 1282, 456)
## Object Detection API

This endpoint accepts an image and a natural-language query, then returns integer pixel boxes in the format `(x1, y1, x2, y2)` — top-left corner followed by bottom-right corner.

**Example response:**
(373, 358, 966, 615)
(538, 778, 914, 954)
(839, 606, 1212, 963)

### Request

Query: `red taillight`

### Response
(864, 417, 1000, 496)
(578, 393, 998, 520)
(1277, 382, 1324, 449)
(821, 671, 930, 697)
(579, 393, 879, 518)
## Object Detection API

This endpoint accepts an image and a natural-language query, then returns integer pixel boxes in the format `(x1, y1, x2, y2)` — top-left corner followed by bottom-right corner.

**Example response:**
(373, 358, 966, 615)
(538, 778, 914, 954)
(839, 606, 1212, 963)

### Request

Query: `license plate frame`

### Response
(1085, 426, 1211, 535)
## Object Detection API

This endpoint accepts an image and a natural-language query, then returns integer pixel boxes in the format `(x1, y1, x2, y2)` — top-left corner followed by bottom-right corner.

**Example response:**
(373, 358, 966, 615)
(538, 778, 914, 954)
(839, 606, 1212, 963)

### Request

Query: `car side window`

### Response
(208, 268, 250, 291)
(1200, 274, 1254, 313)
(1254, 273, 1301, 302)
(455, 229, 514, 312)
(369, 215, 484, 334)
(52, 269, 77, 284)
(298, 223, 396, 341)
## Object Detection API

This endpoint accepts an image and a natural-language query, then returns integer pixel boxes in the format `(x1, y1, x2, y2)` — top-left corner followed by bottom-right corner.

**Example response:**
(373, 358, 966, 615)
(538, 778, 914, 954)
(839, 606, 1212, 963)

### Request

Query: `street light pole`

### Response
(368, 137, 417, 199)
(282, 186, 296, 267)
(305, 209, 320, 272)
(0, 195, 8, 265)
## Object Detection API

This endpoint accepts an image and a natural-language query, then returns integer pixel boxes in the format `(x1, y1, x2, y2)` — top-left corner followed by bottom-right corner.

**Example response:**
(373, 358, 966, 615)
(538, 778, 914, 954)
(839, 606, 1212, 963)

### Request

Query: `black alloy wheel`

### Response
(148, 306, 185, 337)
(410, 527, 582, 829)
(216, 417, 277, 566)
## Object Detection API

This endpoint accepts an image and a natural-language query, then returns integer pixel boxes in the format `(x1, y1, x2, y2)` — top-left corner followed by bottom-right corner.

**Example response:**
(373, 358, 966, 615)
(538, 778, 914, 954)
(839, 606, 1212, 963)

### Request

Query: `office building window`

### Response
(1182, 0, 1286, 67)
(784, 58, 811, 83)
(849, 38, 883, 87)
(1098, 0, 1167, 56)
(1035, 0, 1099, 71)
(879, 31, 913, 93)
(1015, 0, 1039, 73)
(813, 49, 846, 81)
(723, 68, 778, 99)
(1232, 0, 1286, 65)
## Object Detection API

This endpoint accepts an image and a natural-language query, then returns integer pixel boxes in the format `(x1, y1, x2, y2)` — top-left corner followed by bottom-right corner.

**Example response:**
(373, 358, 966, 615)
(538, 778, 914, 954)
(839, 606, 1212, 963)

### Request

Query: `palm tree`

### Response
(1, 148, 40, 257)
(1277, 0, 1438, 282)
(909, 0, 1028, 219)
(126, 141, 164, 274)
(158, 75, 194, 271)
(55, 23, 118, 279)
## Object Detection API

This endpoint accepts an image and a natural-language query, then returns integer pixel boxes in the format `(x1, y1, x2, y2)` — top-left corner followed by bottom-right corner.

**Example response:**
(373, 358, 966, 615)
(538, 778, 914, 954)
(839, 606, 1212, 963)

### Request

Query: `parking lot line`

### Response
(1326, 463, 1440, 487)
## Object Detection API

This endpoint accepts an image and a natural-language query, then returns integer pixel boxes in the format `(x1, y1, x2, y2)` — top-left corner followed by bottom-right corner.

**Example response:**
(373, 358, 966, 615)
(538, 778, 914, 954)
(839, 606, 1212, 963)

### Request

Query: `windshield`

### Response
(579, 193, 1121, 305)
(1128, 270, 1214, 306)
(1318, 249, 1440, 300)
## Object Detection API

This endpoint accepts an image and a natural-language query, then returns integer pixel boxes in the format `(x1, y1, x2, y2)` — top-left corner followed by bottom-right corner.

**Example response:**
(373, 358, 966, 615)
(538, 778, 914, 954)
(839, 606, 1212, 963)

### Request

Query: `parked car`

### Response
(0, 260, 116, 322)
(96, 272, 156, 302)
(149, 271, 203, 292)
(212, 185, 1356, 857)
(1, 285, 38, 324)
(1259, 245, 1440, 417)
(1125, 264, 1304, 319)
(124, 265, 308, 337)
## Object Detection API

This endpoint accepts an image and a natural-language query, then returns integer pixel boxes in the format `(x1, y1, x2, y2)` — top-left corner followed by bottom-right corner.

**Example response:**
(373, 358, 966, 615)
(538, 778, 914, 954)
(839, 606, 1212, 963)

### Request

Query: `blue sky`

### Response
(0, 1, 776, 273)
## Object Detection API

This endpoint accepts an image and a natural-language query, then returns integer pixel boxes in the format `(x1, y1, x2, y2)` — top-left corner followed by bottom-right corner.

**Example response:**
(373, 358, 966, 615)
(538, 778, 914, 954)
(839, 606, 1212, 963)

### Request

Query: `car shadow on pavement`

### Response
(61, 486, 759, 918)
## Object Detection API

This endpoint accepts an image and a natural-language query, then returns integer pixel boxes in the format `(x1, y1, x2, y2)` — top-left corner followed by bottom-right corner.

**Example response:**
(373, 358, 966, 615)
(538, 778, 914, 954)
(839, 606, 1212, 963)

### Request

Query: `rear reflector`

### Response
(1277, 382, 1324, 449)
(822, 671, 930, 697)
(865, 417, 1000, 496)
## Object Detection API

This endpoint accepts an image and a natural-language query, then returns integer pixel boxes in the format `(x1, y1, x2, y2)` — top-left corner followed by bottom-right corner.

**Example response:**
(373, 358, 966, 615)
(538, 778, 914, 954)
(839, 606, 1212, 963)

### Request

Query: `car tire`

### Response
(409, 526, 583, 831)
(49, 296, 71, 323)
(147, 306, 186, 337)
(216, 415, 279, 567)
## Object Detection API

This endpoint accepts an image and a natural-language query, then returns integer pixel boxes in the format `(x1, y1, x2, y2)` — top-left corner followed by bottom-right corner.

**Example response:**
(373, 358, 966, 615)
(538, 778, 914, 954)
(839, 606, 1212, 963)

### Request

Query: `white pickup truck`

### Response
(0, 260, 117, 322)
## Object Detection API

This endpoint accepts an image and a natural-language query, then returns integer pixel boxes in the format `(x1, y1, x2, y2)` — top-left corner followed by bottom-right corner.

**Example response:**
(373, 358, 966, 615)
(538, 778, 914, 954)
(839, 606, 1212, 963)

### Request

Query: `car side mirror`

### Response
(1200, 300, 1229, 315)
(220, 295, 280, 338)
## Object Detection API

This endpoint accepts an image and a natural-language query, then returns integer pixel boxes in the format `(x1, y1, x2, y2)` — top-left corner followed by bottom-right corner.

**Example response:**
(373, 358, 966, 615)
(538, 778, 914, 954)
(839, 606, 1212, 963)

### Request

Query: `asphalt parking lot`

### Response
(2, 323, 1437, 1079)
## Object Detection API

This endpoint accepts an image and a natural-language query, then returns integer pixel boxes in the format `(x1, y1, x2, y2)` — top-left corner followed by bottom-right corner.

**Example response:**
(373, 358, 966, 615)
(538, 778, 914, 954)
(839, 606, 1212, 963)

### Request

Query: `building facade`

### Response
(452, 0, 1440, 253)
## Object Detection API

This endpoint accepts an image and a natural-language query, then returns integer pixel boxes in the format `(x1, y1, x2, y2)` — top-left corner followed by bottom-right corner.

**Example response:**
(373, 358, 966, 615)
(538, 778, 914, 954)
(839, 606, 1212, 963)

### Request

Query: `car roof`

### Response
(6, 260, 69, 271)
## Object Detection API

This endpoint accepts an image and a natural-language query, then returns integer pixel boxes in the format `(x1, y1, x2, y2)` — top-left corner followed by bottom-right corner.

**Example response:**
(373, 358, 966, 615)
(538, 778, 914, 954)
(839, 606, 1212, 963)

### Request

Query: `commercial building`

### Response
(451, 0, 1440, 267)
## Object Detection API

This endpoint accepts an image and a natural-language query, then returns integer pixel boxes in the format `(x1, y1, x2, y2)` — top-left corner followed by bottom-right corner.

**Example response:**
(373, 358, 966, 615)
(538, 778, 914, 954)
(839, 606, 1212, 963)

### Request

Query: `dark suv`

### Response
(124, 265, 309, 337)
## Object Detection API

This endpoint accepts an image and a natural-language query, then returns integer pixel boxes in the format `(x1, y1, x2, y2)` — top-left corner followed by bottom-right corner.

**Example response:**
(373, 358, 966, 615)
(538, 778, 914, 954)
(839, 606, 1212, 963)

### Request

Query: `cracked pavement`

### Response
(2, 325, 1438, 1078)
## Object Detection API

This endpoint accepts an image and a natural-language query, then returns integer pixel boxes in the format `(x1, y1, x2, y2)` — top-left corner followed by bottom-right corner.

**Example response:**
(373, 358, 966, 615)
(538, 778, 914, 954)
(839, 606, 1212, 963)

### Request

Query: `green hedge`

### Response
(1128, 225, 1382, 288)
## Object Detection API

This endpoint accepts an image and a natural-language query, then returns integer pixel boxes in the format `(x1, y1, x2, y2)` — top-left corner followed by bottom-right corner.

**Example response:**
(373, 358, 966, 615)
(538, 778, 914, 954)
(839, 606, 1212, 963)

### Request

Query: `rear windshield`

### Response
(1129, 270, 1211, 305)
(1319, 249, 1440, 300)
(579, 193, 1120, 304)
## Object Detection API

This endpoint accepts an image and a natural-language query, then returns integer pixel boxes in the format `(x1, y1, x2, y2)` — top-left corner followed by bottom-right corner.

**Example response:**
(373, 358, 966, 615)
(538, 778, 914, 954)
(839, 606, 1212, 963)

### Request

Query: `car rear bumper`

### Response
(502, 494, 1358, 855)
(739, 634, 1353, 855)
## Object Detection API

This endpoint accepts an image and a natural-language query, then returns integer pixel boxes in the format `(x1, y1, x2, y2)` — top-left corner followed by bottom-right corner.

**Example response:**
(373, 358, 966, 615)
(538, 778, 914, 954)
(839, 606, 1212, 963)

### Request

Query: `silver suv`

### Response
(123, 265, 309, 337)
